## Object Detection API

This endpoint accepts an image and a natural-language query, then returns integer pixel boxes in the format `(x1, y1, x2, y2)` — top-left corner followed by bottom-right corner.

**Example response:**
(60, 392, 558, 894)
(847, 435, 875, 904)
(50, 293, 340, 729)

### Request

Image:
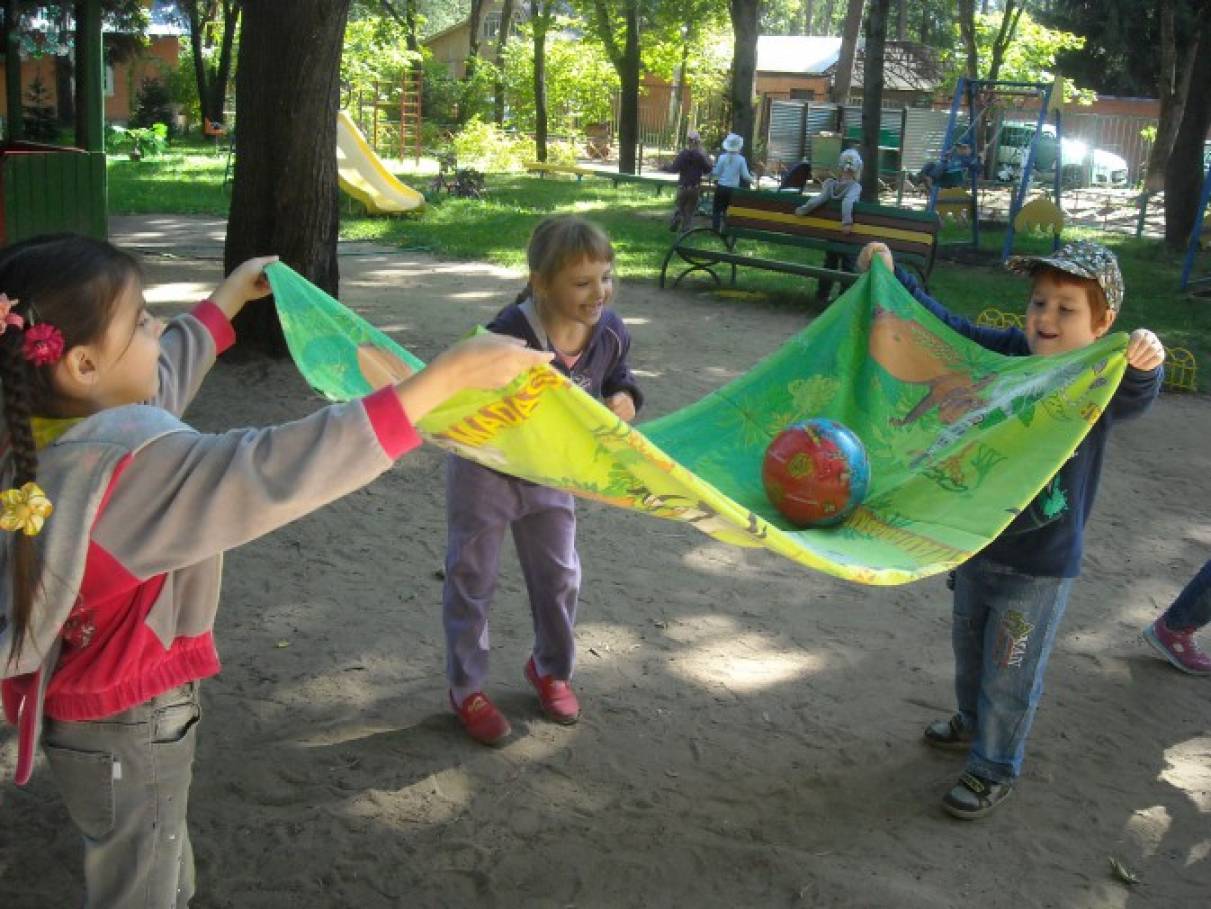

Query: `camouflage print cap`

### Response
(1005, 240, 1124, 312)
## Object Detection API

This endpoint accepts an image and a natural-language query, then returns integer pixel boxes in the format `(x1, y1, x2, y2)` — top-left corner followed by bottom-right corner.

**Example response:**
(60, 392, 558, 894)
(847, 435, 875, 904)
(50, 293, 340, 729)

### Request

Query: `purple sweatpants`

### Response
(443, 454, 581, 702)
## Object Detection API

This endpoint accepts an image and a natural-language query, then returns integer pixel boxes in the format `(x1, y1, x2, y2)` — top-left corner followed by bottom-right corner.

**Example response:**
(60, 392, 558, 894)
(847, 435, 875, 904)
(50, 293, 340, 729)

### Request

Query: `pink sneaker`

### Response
(1143, 618, 1211, 676)
(450, 691, 512, 745)
(524, 657, 580, 724)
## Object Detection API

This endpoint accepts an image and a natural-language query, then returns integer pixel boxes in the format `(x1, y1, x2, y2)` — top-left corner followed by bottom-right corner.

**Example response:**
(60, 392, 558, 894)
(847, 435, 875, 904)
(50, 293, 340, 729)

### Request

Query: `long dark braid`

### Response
(0, 329, 41, 665)
(0, 234, 140, 667)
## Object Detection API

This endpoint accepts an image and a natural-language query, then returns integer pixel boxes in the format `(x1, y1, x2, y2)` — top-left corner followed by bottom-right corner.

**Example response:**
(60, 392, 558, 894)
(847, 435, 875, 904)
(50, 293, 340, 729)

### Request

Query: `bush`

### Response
(451, 117, 532, 172)
(109, 123, 169, 160)
(131, 78, 176, 137)
(22, 76, 58, 142)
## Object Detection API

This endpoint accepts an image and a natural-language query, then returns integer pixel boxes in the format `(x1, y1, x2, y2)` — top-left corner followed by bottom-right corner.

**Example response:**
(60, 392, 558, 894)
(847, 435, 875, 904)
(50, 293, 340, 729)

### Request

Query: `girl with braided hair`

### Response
(0, 233, 550, 906)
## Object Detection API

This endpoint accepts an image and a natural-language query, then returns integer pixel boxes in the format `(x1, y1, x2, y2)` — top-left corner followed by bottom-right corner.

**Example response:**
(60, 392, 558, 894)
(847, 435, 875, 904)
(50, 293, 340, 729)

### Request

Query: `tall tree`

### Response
(956, 0, 978, 79)
(224, 0, 351, 355)
(181, 0, 241, 126)
(895, 0, 905, 41)
(493, 0, 516, 124)
(465, 0, 487, 80)
(585, 0, 641, 174)
(1163, 3, 1211, 250)
(831, 0, 863, 102)
(728, 0, 760, 160)
(984, 0, 1024, 82)
(528, 0, 557, 161)
(860, 0, 889, 204)
(1145, 0, 1196, 192)
(803, 0, 813, 34)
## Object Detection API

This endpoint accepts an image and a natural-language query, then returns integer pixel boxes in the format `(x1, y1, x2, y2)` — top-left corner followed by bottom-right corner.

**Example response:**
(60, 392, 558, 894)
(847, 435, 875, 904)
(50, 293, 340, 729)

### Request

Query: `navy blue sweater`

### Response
(487, 299, 644, 412)
(895, 266, 1162, 578)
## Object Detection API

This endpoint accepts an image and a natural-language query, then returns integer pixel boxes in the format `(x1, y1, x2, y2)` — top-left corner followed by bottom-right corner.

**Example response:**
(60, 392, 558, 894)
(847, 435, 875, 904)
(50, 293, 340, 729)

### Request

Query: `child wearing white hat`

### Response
(710, 133, 753, 231)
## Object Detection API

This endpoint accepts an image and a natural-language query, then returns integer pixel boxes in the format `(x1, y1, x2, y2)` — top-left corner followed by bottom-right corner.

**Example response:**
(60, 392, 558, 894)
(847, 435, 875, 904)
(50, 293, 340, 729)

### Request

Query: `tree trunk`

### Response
(1146, 0, 1194, 192)
(466, 0, 486, 82)
(531, 1, 550, 161)
(185, 2, 214, 123)
(54, 53, 75, 126)
(728, 0, 760, 161)
(896, 0, 906, 41)
(224, 0, 351, 357)
(590, 0, 640, 174)
(209, 1, 240, 125)
(1164, 5, 1211, 250)
(860, 0, 889, 204)
(831, 0, 863, 103)
(804, 0, 814, 34)
(618, 1, 640, 174)
(824, 0, 836, 35)
(493, 0, 516, 124)
(403, 0, 418, 52)
(985, 1, 1023, 83)
(957, 0, 978, 80)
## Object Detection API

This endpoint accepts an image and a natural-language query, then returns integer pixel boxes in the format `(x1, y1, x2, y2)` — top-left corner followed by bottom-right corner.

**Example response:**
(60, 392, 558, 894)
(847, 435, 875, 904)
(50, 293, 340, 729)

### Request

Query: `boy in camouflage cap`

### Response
(857, 238, 1165, 819)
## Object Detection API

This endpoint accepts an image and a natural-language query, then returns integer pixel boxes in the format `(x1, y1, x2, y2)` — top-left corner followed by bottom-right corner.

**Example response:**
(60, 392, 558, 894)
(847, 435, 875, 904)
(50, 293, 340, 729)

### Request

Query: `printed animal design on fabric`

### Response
(625, 485, 768, 541)
(868, 305, 991, 427)
(1039, 475, 1069, 520)
(993, 609, 1034, 669)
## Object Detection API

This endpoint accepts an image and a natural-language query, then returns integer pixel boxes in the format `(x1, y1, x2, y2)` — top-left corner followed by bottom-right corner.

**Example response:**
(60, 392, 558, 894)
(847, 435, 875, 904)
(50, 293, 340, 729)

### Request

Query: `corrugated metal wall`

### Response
(765, 101, 841, 166)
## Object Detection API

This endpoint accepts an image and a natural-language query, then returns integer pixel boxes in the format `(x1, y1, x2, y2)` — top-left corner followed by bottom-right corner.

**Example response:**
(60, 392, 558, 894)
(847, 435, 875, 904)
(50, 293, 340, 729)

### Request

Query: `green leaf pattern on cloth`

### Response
(266, 261, 1126, 586)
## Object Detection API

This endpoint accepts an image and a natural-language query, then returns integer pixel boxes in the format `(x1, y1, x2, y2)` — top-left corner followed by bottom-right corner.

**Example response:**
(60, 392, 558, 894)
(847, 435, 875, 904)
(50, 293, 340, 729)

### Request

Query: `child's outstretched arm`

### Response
(1108, 329, 1164, 421)
(92, 335, 551, 580)
(153, 256, 279, 415)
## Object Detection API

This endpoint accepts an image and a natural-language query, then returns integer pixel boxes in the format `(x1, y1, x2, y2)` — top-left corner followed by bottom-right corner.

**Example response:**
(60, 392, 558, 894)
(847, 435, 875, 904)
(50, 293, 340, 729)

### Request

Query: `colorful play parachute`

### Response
(266, 262, 1126, 586)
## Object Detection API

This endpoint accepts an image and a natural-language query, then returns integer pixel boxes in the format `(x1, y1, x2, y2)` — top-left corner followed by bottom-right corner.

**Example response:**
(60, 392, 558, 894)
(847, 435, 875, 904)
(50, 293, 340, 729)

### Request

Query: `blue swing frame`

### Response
(1179, 163, 1211, 294)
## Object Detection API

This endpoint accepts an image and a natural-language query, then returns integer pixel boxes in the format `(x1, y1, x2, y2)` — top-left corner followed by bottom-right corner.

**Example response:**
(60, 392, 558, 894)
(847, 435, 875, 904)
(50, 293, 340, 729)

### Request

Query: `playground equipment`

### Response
(335, 111, 425, 214)
(927, 78, 1063, 260)
(1179, 162, 1211, 295)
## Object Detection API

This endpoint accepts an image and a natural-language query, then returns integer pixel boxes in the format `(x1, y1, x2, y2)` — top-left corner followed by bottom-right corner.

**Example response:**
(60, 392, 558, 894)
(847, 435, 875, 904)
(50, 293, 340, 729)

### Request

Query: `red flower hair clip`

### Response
(22, 322, 65, 366)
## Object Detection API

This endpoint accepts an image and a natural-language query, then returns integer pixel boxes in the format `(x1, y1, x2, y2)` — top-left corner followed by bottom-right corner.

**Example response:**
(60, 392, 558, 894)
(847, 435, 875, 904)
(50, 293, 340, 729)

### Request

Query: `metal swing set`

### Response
(927, 77, 1064, 261)
(1179, 161, 1211, 296)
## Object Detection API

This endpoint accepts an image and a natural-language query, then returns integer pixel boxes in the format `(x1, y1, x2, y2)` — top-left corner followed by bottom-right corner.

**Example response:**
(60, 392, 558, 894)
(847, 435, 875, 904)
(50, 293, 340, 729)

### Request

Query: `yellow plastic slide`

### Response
(336, 111, 425, 214)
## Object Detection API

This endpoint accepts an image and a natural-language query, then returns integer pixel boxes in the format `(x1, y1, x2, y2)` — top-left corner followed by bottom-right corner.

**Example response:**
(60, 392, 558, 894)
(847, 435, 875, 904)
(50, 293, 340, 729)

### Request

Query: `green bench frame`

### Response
(659, 188, 941, 293)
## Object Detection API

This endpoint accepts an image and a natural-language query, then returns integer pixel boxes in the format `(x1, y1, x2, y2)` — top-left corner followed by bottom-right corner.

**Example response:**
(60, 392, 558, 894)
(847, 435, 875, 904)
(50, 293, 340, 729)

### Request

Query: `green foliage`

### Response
(450, 117, 532, 171)
(501, 27, 618, 133)
(166, 47, 202, 129)
(109, 122, 169, 159)
(341, 14, 422, 110)
(130, 78, 177, 135)
(22, 76, 58, 142)
(940, 9, 1095, 103)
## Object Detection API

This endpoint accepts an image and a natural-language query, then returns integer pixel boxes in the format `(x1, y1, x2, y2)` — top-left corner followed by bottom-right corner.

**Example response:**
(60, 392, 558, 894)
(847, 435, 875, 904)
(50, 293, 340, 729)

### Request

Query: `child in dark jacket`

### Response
(859, 239, 1165, 819)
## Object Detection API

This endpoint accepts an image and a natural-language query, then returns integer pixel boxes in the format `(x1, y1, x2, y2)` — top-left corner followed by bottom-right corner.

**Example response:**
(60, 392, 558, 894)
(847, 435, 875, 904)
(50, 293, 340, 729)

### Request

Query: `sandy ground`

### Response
(2, 215, 1209, 908)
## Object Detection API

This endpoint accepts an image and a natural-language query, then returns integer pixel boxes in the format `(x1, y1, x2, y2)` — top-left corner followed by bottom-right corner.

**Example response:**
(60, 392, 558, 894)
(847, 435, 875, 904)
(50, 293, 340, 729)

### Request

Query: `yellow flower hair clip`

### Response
(0, 482, 54, 536)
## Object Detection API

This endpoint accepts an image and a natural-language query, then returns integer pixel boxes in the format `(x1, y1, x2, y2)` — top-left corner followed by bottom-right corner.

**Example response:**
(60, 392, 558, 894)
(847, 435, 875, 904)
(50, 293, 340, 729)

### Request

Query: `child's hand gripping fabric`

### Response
(1125, 329, 1165, 371)
(857, 241, 894, 273)
(606, 390, 637, 421)
(210, 255, 280, 319)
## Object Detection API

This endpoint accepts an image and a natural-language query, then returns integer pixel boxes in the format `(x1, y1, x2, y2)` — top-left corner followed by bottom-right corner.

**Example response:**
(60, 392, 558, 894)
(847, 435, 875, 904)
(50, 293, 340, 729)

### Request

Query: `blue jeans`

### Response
(1163, 558, 1211, 630)
(951, 560, 1075, 784)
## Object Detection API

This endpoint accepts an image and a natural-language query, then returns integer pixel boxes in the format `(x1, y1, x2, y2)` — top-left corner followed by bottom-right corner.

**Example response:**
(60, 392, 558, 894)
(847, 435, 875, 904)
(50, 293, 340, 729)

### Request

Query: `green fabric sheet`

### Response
(266, 261, 1126, 586)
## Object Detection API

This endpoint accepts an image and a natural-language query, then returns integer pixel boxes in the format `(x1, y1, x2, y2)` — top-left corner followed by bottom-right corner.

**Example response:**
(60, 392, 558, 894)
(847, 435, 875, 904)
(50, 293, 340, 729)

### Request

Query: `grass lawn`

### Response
(108, 146, 1211, 389)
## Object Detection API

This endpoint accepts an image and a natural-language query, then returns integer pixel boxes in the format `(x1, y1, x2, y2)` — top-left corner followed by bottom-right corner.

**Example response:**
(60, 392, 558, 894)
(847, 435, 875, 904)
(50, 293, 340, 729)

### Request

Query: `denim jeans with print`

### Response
(951, 559, 1075, 784)
(1162, 558, 1211, 630)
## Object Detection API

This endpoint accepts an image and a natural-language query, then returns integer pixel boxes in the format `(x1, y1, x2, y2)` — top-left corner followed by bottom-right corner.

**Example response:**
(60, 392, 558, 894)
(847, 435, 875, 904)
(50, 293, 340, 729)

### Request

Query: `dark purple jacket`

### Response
(664, 148, 714, 188)
(487, 299, 644, 411)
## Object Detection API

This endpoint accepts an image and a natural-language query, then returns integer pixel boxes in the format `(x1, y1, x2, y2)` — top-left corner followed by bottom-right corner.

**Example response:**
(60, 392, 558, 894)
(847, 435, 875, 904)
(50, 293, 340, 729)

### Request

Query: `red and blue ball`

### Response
(762, 418, 870, 528)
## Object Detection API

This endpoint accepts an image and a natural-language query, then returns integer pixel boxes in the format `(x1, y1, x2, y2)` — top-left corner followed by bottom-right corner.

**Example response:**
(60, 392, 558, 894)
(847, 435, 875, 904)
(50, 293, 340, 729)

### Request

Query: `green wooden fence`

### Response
(1, 146, 107, 245)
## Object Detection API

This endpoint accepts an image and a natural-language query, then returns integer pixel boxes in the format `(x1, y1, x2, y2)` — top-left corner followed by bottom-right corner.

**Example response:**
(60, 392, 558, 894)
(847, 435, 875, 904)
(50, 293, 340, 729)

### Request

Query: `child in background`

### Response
(858, 239, 1165, 819)
(1143, 559, 1211, 675)
(795, 147, 864, 304)
(916, 140, 982, 193)
(662, 129, 714, 233)
(443, 215, 643, 745)
(0, 234, 549, 906)
(710, 132, 753, 232)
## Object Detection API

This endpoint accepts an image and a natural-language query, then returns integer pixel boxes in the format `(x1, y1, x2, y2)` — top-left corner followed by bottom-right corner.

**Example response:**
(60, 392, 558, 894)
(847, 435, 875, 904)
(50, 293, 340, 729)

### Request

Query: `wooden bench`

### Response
(659, 187, 941, 293)
(592, 170, 675, 196)
(525, 161, 596, 181)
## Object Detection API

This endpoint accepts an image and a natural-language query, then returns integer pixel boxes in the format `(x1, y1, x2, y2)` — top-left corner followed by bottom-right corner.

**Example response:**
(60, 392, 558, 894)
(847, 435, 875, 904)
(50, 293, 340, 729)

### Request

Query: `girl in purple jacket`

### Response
(444, 216, 643, 745)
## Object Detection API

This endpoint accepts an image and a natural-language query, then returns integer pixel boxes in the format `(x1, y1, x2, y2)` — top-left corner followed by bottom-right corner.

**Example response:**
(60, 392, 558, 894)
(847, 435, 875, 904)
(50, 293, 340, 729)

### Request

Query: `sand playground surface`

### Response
(1, 215, 1209, 908)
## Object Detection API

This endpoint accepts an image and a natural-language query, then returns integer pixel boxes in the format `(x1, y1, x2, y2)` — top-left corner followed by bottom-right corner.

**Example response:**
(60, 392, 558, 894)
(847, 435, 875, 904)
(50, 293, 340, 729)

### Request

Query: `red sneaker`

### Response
(1144, 618, 1211, 676)
(524, 657, 580, 724)
(450, 691, 511, 745)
